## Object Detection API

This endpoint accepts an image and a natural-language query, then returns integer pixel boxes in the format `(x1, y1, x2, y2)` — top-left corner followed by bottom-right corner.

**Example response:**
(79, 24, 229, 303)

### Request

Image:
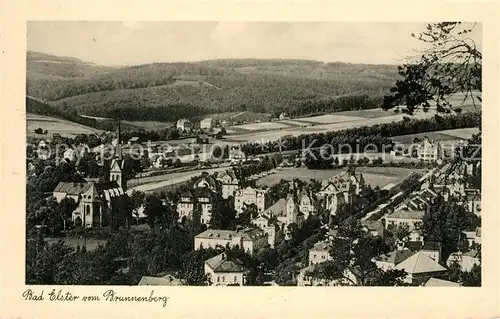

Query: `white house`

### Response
(176, 119, 193, 133)
(234, 186, 267, 214)
(204, 253, 248, 286)
(384, 210, 425, 232)
(229, 148, 246, 165)
(200, 118, 215, 130)
(308, 241, 332, 266)
(446, 250, 481, 272)
(416, 137, 442, 162)
(216, 170, 239, 199)
(194, 228, 268, 255)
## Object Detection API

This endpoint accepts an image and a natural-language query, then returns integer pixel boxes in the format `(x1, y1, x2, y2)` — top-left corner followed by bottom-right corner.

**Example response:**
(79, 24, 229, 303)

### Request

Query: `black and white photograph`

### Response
(24, 21, 483, 288)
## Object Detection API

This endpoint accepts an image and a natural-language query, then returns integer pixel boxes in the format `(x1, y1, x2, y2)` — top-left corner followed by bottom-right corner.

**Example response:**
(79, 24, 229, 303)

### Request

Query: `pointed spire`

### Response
(115, 117, 122, 161)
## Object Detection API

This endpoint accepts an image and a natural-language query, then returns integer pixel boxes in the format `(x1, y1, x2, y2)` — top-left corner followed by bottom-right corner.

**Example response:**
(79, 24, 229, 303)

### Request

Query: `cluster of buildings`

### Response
(296, 159, 481, 287)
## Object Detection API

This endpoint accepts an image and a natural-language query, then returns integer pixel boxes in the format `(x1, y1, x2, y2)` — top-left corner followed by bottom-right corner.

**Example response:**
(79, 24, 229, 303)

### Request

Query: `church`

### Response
(52, 122, 126, 229)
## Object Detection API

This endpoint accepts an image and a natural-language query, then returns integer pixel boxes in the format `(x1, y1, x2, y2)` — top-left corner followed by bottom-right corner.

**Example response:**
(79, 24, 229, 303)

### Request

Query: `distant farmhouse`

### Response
(176, 119, 193, 133)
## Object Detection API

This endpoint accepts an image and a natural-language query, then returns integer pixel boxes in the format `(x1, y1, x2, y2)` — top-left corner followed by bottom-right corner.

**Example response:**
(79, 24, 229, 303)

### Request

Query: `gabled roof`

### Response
(263, 198, 286, 217)
(387, 209, 425, 220)
(423, 277, 460, 287)
(310, 241, 331, 252)
(205, 253, 247, 273)
(53, 181, 89, 195)
(196, 229, 237, 240)
(138, 275, 185, 286)
(395, 251, 447, 274)
(374, 249, 415, 265)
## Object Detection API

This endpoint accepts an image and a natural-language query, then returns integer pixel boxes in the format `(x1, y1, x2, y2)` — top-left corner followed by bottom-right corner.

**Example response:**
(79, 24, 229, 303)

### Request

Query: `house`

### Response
(138, 274, 185, 286)
(373, 249, 416, 271)
(309, 241, 332, 266)
(384, 210, 425, 232)
(395, 251, 448, 285)
(196, 187, 215, 225)
(423, 277, 460, 287)
(204, 253, 249, 286)
(192, 172, 218, 192)
(446, 249, 481, 272)
(128, 137, 140, 145)
(229, 148, 246, 164)
(416, 137, 442, 162)
(194, 228, 268, 255)
(234, 186, 267, 214)
(216, 170, 239, 199)
(200, 118, 215, 130)
(36, 139, 51, 160)
(279, 112, 290, 120)
(176, 119, 193, 133)
(261, 195, 304, 231)
(176, 191, 195, 221)
(319, 171, 365, 214)
(176, 187, 216, 225)
(251, 215, 277, 247)
(297, 265, 360, 286)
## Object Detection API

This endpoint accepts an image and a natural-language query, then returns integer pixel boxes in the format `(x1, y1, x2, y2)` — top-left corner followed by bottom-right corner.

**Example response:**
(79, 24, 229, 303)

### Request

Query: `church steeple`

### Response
(110, 117, 125, 190)
(115, 118, 122, 161)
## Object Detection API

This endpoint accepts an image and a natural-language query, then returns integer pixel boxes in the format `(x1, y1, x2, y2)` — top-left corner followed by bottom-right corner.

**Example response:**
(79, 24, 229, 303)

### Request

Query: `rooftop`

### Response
(395, 251, 447, 274)
(138, 275, 185, 286)
(424, 277, 460, 287)
(374, 249, 415, 265)
(205, 253, 247, 273)
(387, 209, 426, 220)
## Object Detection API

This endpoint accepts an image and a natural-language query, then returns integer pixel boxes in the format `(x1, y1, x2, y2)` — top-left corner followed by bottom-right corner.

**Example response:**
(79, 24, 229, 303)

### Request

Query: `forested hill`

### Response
(26, 51, 401, 121)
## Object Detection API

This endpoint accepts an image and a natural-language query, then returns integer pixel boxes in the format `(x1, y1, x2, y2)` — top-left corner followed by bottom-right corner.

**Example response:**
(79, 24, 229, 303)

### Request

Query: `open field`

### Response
(228, 111, 438, 143)
(122, 120, 174, 131)
(294, 114, 365, 124)
(392, 127, 480, 144)
(232, 122, 290, 131)
(333, 108, 395, 118)
(277, 120, 312, 127)
(255, 166, 422, 188)
(27, 113, 101, 138)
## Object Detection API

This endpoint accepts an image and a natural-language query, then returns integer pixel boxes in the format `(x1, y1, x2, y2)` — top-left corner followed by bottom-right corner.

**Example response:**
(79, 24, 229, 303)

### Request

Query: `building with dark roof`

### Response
(204, 253, 249, 286)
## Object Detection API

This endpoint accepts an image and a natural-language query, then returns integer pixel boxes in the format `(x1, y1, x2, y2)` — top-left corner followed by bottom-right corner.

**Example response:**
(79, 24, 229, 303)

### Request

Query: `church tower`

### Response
(110, 118, 125, 190)
(79, 183, 102, 228)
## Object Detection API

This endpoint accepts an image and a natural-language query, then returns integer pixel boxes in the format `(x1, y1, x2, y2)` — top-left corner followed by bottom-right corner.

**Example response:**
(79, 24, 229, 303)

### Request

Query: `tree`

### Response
(383, 22, 481, 116)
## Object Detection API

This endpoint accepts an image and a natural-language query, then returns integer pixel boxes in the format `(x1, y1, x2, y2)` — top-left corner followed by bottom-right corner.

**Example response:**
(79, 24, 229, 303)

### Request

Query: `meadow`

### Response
(27, 113, 101, 138)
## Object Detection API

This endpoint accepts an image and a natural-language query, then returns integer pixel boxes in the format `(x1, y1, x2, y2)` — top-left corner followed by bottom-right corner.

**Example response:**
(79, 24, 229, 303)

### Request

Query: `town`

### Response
(26, 111, 482, 287)
(25, 21, 482, 288)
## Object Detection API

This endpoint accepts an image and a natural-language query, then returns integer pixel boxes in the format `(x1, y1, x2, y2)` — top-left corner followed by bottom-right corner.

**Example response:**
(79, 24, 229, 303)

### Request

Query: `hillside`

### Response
(26, 51, 402, 121)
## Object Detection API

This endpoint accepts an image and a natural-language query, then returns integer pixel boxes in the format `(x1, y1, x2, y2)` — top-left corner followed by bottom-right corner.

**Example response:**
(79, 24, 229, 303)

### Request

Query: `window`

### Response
(217, 276, 220, 282)
(234, 276, 237, 282)
(222, 276, 226, 282)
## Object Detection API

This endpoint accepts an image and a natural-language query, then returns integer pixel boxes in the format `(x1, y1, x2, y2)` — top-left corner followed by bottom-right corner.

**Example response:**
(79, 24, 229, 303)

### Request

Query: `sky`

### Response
(27, 21, 482, 66)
